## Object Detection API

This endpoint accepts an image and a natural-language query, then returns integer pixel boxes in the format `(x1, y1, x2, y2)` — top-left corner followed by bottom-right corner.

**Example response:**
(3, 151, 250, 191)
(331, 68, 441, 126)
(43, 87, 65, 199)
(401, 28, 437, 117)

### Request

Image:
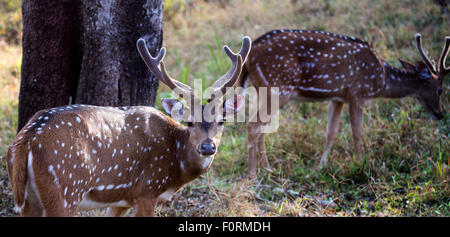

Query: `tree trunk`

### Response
(76, 0, 162, 106)
(18, 0, 162, 132)
(18, 0, 82, 131)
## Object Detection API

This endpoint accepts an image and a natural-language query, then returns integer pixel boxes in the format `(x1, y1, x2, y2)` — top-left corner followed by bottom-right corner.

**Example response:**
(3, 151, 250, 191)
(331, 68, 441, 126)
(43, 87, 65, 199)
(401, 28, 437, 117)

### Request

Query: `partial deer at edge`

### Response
(6, 36, 251, 216)
(239, 30, 448, 178)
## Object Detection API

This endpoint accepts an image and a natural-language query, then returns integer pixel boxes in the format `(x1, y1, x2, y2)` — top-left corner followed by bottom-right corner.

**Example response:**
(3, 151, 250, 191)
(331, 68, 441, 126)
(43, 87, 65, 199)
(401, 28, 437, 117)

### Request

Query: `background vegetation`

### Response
(0, 0, 448, 216)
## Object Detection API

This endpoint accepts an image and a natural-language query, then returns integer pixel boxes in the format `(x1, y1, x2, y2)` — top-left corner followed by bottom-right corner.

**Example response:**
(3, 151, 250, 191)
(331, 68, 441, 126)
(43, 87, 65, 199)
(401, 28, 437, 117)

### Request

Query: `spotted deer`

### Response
(239, 29, 448, 178)
(6, 36, 251, 216)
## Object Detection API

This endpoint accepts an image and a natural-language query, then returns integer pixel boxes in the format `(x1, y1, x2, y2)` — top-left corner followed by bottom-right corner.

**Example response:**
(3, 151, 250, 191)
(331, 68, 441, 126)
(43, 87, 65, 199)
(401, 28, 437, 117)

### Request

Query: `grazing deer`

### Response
(6, 36, 251, 216)
(239, 29, 448, 178)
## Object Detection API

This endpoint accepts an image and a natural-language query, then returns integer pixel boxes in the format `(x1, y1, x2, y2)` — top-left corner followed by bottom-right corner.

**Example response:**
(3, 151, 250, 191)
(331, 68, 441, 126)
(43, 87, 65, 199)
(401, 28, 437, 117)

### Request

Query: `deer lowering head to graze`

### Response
(6, 36, 251, 216)
(239, 29, 448, 178)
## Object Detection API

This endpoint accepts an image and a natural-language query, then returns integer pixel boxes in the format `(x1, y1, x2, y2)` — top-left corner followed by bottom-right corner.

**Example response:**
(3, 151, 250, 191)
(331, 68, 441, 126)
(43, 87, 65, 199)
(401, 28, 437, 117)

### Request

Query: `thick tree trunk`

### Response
(75, 0, 162, 106)
(18, 0, 82, 131)
(18, 0, 162, 132)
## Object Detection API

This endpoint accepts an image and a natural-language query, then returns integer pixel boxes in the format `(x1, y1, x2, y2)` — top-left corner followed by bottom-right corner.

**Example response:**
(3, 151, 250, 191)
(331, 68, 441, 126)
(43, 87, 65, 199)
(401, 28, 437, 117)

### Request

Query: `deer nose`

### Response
(199, 143, 216, 156)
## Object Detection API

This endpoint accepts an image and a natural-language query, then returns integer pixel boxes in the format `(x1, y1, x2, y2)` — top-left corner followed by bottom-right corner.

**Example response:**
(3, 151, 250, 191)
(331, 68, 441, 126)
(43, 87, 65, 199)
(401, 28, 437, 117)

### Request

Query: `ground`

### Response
(0, 0, 449, 216)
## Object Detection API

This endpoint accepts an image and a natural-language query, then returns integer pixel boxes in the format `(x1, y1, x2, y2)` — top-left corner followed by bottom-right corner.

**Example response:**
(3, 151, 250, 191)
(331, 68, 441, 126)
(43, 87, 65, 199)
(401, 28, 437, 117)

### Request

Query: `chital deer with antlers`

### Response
(239, 29, 448, 178)
(6, 36, 251, 216)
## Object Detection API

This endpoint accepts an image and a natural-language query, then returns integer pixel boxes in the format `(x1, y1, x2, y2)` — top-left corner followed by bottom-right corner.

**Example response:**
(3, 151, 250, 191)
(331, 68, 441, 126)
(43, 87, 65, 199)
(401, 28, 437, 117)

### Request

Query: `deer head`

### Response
(404, 33, 450, 119)
(137, 36, 251, 159)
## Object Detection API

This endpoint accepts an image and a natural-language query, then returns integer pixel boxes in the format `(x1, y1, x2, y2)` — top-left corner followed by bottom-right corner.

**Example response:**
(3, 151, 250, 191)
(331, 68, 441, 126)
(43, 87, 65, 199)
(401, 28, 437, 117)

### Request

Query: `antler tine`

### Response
(159, 62, 194, 93)
(210, 36, 251, 97)
(137, 39, 165, 79)
(239, 36, 252, 64)
(438, 36, 450, 73)
(137, 39, 193, 96)
(415, 33, 438, 76)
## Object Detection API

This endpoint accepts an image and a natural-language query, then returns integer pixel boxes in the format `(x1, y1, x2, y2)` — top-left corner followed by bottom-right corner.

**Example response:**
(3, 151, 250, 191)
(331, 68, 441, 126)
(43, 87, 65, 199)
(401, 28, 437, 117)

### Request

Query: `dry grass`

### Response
(0, 41, 20, 149)
(0, 41, 20, 217)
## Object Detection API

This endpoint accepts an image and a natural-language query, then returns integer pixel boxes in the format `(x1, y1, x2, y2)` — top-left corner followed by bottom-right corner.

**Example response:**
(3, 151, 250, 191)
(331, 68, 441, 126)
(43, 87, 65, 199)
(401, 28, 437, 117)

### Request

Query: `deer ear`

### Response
(415, 61, 433, 79)
(399, 59, 417, 72)
(223, 95, 245, 119)
(161, 98, 184, 117)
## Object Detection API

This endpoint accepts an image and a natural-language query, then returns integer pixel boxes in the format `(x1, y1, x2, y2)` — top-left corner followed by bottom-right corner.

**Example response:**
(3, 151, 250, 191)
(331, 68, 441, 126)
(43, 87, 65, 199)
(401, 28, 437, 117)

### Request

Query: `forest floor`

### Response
(0, 0, 449, 216)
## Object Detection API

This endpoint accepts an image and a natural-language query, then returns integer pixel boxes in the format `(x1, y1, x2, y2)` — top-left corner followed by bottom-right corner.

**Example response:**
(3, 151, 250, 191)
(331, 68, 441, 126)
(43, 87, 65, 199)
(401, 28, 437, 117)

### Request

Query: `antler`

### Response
(209, 36, 252, 97)
(138, 36, 251, 102)
(415, 33, 438, 76)
(137, 39, 193, 97)
(438, 36, 450, 74)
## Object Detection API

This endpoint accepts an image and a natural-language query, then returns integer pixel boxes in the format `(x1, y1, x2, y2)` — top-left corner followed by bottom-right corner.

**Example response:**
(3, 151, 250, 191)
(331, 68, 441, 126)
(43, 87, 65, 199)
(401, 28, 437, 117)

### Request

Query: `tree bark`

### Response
(76, 0, 162, 106)
(18, 0, 82, 131)
(18, 0, 162, 132)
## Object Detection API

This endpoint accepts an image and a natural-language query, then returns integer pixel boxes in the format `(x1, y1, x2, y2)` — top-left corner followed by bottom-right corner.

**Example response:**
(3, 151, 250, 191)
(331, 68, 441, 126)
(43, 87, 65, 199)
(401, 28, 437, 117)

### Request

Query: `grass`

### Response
(0, 41, 20, 216)
(0, 0, 449, 216)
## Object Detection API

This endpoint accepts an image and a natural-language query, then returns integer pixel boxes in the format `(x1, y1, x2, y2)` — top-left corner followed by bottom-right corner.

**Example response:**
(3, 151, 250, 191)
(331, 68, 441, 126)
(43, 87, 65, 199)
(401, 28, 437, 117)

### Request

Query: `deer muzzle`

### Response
(198, 141, 216, 156)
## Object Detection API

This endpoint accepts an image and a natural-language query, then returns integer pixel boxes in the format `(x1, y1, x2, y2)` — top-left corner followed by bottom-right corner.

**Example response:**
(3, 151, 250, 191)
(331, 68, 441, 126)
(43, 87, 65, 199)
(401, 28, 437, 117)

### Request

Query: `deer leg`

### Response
(255, 92, 288, 173)
(319, 101, 344, 168)
(257, 133, 270, 170)
(247, 121, 261, 179)
(134, 197, 157, 217)
(246, 92, 288, 179)
(349, 100, 364, 162)
(248, 125, 272, 179)
(21, 181, 44, 217)
(106, 207, 131, 217)
(25, 164, 69, 217)
(247, 120, 273, 179)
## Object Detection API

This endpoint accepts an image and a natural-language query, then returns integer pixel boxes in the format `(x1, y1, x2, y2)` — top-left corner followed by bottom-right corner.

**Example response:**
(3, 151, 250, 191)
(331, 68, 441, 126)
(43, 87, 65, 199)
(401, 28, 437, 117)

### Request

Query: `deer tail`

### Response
(7, 139, 29, 213)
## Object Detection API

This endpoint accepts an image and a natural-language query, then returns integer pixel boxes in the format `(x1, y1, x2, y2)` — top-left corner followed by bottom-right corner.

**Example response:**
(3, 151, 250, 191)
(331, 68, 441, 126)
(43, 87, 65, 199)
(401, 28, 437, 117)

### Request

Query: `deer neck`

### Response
(381, 61, 422, 99)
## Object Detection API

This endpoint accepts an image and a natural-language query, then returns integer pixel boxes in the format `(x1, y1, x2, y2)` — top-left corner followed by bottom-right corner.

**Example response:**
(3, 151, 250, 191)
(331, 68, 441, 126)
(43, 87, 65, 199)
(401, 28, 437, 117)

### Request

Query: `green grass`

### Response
(0, 0, 449, 216)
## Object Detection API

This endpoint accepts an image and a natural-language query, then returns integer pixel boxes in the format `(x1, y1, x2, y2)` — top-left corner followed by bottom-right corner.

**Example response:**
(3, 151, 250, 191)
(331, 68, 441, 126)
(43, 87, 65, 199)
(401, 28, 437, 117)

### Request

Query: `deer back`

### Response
(246, 29, 386, 101)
